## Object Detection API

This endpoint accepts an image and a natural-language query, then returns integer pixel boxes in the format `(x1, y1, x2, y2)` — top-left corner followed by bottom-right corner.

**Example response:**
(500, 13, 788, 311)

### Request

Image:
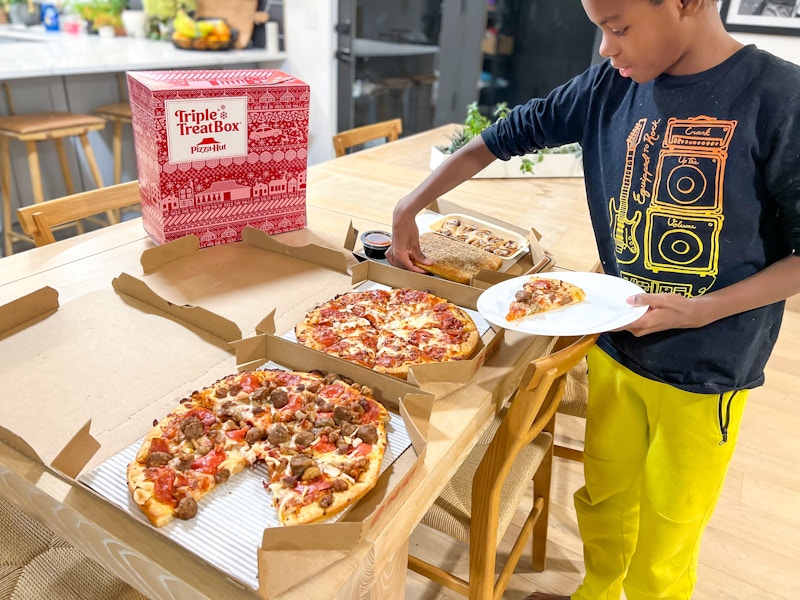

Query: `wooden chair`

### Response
(553, 359, 589, 462)
(553, 262, 602, 463)
(0, 83, 107, 255)
(332, 118, 402, 157)
(16, 181, 140, 247)
(93, 73, 133, 186)
(408, 333, 598, 600)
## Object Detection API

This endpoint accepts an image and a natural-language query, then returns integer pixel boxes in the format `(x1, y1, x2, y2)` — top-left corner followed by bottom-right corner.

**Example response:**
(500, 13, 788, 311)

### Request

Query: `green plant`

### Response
(142, 0, 196, 22)
(439, 101, 582, 175)
(64, 0, 127, 30)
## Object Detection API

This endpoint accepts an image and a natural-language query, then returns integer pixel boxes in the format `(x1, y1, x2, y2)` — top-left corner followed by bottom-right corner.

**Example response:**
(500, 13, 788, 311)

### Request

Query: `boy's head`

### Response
(583, 0, 730, 83)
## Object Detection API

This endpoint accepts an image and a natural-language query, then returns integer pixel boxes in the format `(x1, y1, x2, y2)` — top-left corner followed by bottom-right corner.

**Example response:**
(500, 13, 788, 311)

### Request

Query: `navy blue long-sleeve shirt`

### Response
(482, 46, 800, 393)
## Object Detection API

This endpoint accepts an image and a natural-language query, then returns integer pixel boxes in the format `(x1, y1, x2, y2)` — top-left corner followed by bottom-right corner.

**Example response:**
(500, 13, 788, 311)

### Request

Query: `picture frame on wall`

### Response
(720, 0, 800, 36)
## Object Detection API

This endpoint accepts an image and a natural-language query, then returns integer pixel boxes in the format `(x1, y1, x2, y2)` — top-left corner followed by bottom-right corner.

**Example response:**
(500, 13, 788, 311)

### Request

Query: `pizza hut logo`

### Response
(165, 97, 248, 163)
(191, 137, 227, 154)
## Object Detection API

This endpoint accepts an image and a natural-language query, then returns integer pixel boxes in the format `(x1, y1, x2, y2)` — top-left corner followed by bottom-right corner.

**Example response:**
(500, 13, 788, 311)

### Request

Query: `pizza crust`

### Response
(127, 370, 390, 528)
(506, 277, 586, 321)
(295, 287, 479, 378)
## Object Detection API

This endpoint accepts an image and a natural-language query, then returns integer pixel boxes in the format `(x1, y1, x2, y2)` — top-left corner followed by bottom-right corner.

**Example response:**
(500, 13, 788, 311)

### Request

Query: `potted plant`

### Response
(430, 102, 584, 179)
(142, 0, 196, 39)
(2, 0, 41, 26)
(64, 0, 126, 35)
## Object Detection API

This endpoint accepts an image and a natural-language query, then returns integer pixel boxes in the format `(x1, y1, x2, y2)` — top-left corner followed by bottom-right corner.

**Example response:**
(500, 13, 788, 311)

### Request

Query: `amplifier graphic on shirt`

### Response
(644, 117, 736, 281)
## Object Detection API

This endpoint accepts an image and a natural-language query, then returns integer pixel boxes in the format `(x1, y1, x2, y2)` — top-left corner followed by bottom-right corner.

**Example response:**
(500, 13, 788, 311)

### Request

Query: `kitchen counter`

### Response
(0, 25, 286, 80)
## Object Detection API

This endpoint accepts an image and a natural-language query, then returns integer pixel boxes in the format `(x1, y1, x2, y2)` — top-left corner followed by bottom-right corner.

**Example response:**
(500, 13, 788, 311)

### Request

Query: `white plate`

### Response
(476, 272, 648, 335)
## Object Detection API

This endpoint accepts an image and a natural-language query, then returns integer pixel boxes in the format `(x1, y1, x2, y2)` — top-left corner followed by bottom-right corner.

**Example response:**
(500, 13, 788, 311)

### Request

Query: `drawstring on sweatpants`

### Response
(717, 391, 738, 445)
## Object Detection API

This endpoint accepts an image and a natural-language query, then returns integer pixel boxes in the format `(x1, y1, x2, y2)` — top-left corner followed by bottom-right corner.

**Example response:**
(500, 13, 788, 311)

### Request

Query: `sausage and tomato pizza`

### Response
(127, 368, 388, 527)
(505, 276, 586, 321)
(294, 287, 479, 378)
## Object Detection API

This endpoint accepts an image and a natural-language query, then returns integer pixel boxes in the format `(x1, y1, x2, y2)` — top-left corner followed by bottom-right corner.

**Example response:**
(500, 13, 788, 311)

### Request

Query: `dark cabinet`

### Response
(479, 0, 597, 113)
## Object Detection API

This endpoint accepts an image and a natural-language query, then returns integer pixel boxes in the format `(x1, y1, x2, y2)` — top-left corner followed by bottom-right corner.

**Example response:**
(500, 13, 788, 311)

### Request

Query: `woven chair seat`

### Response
(420, 409, 552, 546)
(0, 112, 105, 136)
(560, 358, 589, 418)
(0, 497, 146, 600)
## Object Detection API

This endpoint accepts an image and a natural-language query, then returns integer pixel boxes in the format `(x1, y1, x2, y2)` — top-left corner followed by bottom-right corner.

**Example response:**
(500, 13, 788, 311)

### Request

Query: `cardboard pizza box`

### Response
(346, 199, 554, 286)
(423, 197, 552, 277)
(0, 279, 437, 599)
(127, 69, 309, 248)
(134, 227, 504, 395)
(0, 277, 242, 478)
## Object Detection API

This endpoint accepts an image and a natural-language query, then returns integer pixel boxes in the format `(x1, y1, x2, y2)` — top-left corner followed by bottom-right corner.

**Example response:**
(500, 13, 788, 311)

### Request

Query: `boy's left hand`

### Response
(617, 293, 706, 336)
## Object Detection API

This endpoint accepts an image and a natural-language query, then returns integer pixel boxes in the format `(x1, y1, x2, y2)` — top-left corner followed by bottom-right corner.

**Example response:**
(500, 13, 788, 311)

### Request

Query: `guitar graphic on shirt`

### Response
(609, 118, 646, 264)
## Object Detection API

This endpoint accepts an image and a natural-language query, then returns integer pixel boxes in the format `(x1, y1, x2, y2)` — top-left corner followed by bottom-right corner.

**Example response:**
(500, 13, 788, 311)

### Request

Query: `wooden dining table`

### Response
(0, 125, 599, 600)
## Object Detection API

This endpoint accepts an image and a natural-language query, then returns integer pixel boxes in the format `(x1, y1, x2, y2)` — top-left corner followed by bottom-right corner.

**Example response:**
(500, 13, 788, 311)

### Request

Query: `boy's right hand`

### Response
(385, 207, 432, 273)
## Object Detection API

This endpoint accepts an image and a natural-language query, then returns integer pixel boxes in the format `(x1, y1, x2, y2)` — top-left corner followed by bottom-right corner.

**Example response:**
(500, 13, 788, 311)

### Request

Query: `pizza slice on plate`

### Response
(505, 277, 586, 321)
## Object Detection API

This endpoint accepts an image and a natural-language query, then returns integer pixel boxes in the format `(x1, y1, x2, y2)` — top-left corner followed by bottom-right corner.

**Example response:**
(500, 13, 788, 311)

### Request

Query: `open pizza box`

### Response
(0, 277, 242, 479)
(134, 226, 504, 396)
(0, 277, 438, 599)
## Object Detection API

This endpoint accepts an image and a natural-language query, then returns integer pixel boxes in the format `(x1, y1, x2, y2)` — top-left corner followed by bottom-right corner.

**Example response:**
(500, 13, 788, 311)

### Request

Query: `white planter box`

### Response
(430, 146, 583, 179)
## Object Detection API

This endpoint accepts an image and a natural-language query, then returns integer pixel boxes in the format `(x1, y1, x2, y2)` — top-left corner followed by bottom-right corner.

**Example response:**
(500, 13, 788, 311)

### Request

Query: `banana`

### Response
(197, 20, 217, 37)
(173, 10, 199, 39)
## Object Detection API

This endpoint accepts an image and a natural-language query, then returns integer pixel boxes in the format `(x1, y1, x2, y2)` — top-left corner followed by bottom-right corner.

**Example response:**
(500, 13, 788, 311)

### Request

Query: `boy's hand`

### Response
(385, 218, 432, 273)
(618, 293, 708, 336)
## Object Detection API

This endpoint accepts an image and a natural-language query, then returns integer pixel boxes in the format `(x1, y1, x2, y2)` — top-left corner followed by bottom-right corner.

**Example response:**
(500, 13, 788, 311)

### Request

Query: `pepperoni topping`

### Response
(237, 373, 263, 393)
(311, 435, 337, 455)
(146, 466, 177, 507)
(190, 447, 226, 475)
(352, 442, 373, 456)
(225, 428, 248, 443)
(148, 437, 170, 455)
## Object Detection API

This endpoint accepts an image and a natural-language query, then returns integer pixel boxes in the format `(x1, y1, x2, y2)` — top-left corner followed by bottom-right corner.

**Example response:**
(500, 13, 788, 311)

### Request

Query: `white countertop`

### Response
(0, 25, 286, 80)
(352, 38, 439, 58)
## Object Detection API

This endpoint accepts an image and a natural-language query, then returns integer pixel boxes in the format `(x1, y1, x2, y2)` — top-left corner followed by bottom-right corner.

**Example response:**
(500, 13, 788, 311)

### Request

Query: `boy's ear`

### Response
(679, 0, 704, 17)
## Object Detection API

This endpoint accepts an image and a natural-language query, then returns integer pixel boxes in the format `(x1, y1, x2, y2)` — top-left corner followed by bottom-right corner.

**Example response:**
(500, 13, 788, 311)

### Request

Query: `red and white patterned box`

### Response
(127, 70, 309, 247)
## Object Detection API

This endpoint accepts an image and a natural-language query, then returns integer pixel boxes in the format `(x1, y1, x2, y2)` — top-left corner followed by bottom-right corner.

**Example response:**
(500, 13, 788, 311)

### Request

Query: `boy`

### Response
(386, 0, 800, 598)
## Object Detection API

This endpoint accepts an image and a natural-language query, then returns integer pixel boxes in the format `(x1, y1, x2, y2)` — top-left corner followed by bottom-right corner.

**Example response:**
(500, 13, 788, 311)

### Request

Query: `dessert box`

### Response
(127, 69, 310, 248)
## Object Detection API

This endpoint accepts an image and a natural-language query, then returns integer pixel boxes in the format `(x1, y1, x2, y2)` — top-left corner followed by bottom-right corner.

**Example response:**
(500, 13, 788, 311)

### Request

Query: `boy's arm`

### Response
(624, 254, 800, 336)
(386, 136, 497, 272)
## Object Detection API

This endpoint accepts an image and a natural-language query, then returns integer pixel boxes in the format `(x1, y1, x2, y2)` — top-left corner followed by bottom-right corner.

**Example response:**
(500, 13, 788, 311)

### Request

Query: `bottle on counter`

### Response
(41, 3, 60, 32)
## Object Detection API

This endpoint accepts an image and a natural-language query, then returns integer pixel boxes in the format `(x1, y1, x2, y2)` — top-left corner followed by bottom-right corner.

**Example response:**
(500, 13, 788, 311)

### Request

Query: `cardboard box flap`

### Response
(422, 198, 550, 276)
(350, 260, 482, 308)
(241, 226, 357, 272)
(426, 197, 529, 236)
(398, 394, 434, 454)
(0, 283, 237, 477)
(234, 333, 432, 410)
(140, 234, 203, 274)
(51, 420, 100, 480)
(113, 273, 243, 343)
(0, 286, 59, 337)
(138, 228, 358, 338)
(259, 530, 372, 599)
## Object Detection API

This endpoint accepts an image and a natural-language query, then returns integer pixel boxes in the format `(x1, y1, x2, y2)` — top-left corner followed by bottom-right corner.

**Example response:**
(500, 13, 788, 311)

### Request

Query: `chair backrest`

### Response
(332, 118, 403, 157)
(468, 333, 598, 596)
(16, 180, 140, 246)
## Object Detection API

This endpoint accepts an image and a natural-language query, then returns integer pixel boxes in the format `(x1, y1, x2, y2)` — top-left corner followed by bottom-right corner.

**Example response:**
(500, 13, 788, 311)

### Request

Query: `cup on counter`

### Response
(61, 14, 86, 35)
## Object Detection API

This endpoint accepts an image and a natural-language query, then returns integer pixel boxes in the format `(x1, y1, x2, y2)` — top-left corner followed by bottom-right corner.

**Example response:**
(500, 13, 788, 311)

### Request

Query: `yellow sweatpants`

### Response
(572, 346, 749, 600)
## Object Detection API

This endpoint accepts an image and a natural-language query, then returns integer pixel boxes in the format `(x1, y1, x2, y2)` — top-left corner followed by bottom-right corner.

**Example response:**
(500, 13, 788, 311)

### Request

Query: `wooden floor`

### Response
(406, 308, 800, 600)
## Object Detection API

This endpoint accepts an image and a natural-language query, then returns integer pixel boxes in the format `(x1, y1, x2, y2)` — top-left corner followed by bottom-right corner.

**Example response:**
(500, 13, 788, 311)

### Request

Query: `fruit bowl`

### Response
(171, 15, 238, 51)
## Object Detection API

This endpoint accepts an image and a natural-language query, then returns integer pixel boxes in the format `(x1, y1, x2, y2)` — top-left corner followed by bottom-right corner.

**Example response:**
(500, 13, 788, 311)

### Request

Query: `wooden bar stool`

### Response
(0, 84, 107, 256)
(93, 73, 133, 186)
